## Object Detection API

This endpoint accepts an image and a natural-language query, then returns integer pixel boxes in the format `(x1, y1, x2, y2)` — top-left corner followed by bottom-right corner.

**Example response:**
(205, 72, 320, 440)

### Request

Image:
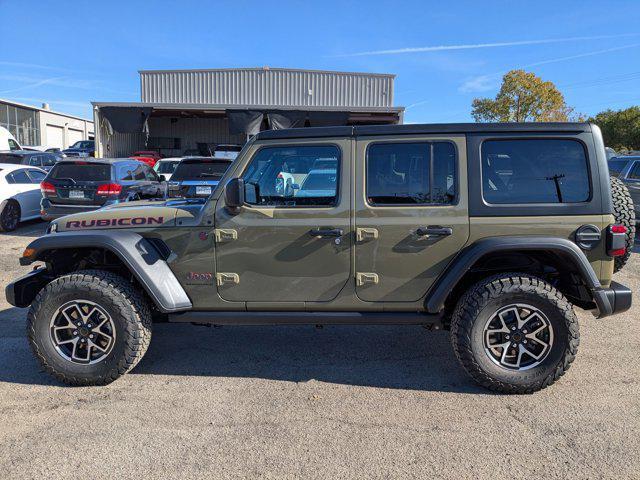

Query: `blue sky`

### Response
(1, 0, 639, 122)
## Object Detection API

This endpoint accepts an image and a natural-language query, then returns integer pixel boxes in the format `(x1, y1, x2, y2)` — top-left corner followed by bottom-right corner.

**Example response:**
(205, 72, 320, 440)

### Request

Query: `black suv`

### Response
(40, 158, 165, 220)
(167, 157, 233, 198)
(0, 150, 58, 172)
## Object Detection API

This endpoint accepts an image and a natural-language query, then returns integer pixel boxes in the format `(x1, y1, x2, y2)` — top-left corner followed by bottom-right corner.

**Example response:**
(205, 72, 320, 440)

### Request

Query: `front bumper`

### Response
(5, 267, 51, 308)
(593, 280, 632, 318)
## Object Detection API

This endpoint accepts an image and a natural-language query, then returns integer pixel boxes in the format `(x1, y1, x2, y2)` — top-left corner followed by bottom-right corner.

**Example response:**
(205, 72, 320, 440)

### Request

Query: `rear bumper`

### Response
(593, 281, 632, 318)
(40, 198, 114, 220)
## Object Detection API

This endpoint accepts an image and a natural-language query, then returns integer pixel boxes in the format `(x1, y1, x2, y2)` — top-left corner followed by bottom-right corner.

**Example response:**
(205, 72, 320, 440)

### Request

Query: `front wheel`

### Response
(27, 270, 152, 386)
(450, 273, 579, 394)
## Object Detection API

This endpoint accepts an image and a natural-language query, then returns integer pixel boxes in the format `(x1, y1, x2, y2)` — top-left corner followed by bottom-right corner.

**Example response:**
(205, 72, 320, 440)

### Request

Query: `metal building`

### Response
(93, 68, 404, 158)
(0, 98, 94, 149)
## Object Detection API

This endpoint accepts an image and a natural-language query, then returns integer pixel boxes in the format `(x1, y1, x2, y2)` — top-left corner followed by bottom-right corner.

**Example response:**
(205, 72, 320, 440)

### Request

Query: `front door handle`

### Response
(416, 226, 453, 237)
(309, 228, 343, 238)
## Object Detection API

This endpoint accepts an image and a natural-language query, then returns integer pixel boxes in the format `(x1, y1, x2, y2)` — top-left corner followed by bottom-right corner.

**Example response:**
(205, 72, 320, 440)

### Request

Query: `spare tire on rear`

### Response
(610, 176, 635, 273)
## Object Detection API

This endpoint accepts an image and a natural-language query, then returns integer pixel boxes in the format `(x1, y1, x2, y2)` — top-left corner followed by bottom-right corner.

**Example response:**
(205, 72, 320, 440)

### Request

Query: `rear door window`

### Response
(481, 139, 590, 204)
(49, 163, 112, 181)
(366, 142, 456, 205)
(629, 161, 640, 180)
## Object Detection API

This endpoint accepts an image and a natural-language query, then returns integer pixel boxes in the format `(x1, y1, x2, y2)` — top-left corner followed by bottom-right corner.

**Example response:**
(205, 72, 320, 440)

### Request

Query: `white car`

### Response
(153, 157, 183, 181)
(0, 163, 47, 231)
(0, 126, 22, 151)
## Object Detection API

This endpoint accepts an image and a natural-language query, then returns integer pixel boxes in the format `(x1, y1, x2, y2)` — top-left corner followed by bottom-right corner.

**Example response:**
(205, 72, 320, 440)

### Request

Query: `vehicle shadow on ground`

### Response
(131, 323, 487, 394)
(0, 219, 47, 238)
(0, 306, 485, 393)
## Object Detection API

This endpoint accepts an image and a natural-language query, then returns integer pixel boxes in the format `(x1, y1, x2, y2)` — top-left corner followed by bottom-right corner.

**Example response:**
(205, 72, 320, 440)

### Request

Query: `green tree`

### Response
(589, 106, 640, 151)
(471, 70, 579, 122)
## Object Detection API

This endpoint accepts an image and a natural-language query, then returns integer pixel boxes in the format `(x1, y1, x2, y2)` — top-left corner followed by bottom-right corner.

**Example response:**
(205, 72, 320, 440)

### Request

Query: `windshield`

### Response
(69, 141, 94, 149)
(49, 162, 111, 181)
(157, 160, 181, 174)
(171, 160, 231, 181)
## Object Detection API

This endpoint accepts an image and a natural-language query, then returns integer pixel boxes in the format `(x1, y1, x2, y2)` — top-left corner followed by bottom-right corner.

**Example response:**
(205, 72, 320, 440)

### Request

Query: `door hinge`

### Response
(356, 272, 379, 286)
(214, 228, 238, 243)
(356, 227, 379, 242)
(216, 272, 240, 286)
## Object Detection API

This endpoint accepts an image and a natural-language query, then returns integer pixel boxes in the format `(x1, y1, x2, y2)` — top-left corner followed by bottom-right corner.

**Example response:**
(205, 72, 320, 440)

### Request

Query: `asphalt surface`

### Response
(0, 219, 638, 479)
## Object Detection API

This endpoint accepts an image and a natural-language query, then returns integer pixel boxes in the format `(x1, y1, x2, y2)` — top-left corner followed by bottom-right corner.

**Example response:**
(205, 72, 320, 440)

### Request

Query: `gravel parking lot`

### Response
(0, 220, 638, 479)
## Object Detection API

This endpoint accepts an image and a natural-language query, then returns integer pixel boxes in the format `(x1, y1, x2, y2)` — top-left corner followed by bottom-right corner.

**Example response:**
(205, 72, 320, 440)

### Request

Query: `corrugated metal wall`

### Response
(98, 117, 145, 157)
(140, 69, 394, 107)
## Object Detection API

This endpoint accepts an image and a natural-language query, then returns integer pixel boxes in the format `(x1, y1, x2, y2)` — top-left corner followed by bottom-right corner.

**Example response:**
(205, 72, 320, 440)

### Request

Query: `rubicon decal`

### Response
(65, 216, 164, 228)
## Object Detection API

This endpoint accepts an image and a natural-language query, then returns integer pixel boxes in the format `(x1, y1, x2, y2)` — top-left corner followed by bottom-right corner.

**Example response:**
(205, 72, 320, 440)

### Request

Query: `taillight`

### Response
(607, 224, 627, 257)
(96, 183, 122, 196)
(40, 181, 55, 195)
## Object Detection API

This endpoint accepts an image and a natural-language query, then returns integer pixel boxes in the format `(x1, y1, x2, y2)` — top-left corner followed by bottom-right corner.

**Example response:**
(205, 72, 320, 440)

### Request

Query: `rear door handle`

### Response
(416, 226, 453, 237)
(309, 228, 343, 238)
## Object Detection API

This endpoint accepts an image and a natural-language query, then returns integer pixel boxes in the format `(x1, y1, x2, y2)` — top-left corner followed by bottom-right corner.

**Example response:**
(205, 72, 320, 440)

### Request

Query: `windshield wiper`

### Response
(197, 173, 222, 178)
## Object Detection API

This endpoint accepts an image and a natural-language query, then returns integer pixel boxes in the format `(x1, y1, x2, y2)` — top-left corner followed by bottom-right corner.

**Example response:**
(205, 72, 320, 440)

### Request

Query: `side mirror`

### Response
(225, 178, 245, 210)
(159, 174, 166, 182)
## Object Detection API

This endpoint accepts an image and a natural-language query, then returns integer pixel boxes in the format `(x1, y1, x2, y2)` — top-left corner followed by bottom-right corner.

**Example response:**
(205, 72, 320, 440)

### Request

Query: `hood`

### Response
(52, 198, 206, 232)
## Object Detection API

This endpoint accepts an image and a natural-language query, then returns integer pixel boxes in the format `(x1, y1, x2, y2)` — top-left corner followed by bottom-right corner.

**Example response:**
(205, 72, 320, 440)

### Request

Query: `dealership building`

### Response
(92, 67, 405, 158)
(0, 98, 94, 149)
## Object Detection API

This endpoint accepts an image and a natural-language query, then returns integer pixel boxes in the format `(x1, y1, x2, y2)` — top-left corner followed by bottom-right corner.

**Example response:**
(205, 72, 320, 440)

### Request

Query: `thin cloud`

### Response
(406, 99, 429, 110)
(0, 77, 66, 95)
(458, 43, 640, 93)
(0, 60, 69, 71)
(332, 33, 640, 57)
(5, 97, 92, 109)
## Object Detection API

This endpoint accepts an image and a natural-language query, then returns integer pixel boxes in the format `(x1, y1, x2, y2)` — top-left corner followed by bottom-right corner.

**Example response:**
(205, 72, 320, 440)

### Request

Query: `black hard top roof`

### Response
(254, 122, 593, 140)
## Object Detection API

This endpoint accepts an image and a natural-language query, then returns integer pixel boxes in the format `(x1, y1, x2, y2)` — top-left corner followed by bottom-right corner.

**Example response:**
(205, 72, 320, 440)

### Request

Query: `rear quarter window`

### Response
(481, 139, 590, 204)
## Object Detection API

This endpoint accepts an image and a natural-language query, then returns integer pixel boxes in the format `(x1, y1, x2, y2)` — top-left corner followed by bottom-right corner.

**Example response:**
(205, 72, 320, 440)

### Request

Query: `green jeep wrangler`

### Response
(6, 123, 635, 393)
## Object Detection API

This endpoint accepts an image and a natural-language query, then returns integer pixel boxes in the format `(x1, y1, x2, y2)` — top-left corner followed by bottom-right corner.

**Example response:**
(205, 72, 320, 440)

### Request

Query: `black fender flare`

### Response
(425, 236, 612, 317)
(15, 230, 192, 313)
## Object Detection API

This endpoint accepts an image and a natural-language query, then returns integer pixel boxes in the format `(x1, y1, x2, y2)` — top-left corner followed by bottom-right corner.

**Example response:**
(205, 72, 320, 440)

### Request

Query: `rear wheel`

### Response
(450, 273, 579, 394)
(0, 199, 20, 232)
(610, 176, 635, 272)
(27, 269, 152, 386)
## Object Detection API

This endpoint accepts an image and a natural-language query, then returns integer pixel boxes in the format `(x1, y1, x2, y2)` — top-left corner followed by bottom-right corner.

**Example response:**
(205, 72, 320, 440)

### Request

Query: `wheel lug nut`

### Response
(511, 326, 516, 331)
(523, 340, 528, 344)
(523, 329, 527, 334)
(505, 335, 510, 339)
(89, 334, 94, 339)
(73, 330, 78, 336)
(512, 343, 517, 347)
(81, 338, 86, 343)
(77, 322, 82, 327)
(87, 324, 92, 328)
